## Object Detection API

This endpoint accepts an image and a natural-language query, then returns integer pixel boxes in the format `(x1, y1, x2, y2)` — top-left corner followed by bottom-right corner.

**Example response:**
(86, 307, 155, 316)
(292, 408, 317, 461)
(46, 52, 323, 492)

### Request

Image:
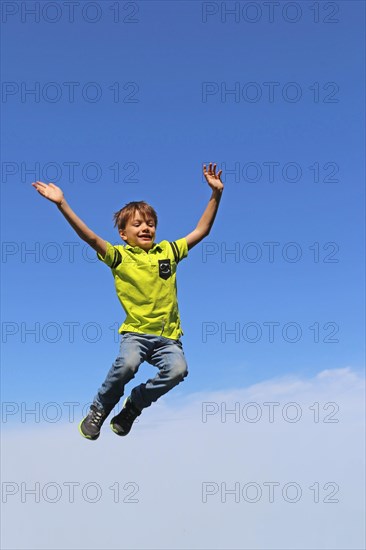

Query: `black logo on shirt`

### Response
(158, 259, 172, 280)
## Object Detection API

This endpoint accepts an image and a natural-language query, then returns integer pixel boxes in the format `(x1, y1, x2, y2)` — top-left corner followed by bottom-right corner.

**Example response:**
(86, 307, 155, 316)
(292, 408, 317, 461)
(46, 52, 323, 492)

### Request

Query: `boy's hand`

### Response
(203, 163, 224, 192)
(32, 181, 64, 206)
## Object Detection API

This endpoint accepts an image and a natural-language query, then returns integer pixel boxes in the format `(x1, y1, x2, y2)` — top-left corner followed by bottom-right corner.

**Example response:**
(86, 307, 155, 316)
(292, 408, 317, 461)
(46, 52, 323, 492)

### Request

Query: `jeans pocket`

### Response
(120, 331, 134, 343)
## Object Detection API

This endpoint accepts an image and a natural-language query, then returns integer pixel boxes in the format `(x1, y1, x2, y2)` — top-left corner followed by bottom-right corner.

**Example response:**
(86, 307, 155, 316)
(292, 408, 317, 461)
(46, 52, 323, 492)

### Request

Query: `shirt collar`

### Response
(125, 242, 163, 253)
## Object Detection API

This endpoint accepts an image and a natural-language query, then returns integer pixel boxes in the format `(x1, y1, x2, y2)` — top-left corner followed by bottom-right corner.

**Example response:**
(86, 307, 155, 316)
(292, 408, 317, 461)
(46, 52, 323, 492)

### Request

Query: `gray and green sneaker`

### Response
(110, 397, 141, 436)
(79, 405, 107, 440)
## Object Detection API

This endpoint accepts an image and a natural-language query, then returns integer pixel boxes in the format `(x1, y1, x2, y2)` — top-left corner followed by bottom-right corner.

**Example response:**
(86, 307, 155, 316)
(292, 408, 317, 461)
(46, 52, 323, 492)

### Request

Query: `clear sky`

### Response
(1, 1, 365, 548)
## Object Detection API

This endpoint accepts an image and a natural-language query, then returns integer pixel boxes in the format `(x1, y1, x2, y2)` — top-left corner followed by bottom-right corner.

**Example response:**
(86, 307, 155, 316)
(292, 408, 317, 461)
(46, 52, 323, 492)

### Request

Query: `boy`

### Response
(32, 163, 224, 439)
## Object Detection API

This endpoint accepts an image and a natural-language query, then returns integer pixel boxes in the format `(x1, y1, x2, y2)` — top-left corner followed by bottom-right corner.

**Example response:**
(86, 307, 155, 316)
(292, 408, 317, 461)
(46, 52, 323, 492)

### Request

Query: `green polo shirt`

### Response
(97, 238, 188, 340)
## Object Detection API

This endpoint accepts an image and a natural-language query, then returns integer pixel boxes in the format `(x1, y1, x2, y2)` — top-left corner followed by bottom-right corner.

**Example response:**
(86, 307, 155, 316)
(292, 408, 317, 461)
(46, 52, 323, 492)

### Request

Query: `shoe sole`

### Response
(110, 397, 129, 436)
(110, 424, 126, 436)
(78, 419, 100, 441)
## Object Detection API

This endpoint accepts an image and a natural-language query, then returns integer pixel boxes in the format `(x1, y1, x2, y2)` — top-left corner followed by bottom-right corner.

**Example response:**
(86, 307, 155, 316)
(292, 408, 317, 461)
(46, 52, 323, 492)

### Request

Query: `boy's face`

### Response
(119, 212, 156, 252)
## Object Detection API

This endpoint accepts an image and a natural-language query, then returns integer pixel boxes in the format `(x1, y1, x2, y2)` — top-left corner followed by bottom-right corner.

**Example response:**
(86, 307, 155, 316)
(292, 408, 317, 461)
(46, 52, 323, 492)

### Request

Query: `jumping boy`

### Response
(32, 163, 224, 439)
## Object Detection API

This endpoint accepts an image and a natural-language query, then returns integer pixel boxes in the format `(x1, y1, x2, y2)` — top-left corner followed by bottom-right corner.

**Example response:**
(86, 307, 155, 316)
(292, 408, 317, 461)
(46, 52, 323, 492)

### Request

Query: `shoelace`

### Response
(89, 408, 105, 426)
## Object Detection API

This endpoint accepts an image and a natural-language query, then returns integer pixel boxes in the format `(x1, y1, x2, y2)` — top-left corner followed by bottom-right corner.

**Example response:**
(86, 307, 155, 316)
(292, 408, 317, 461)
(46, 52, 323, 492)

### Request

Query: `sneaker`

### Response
(79, 405, 107, 440)
(110, 397, 141, 436)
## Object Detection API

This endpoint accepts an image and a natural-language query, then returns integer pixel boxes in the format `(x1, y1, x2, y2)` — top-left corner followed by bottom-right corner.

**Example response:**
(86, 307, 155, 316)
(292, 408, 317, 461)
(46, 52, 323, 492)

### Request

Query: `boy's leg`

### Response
(130, 336, 188, 411)
(92, 332, 150, 416)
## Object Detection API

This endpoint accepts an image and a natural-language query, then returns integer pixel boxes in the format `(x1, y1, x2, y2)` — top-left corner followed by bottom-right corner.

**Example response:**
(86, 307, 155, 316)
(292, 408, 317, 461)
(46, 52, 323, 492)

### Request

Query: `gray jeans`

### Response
(93, 331, 188, 415)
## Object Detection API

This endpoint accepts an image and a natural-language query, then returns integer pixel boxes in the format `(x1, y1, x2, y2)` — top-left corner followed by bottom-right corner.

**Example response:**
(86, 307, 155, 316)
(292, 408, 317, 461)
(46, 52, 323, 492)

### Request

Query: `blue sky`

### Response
(1, 2, 365, 548)
(2, 0, 364, 407)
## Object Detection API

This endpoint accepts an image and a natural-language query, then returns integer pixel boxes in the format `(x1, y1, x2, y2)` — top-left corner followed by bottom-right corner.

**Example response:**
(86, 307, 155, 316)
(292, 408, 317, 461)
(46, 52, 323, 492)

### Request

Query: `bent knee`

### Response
(171, 361, 188, 380)
(113, 354, 140, 376)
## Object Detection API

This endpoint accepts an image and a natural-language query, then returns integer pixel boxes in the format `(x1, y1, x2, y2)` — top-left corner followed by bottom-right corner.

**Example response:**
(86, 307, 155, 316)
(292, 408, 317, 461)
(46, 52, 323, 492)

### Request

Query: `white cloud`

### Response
(1, 367, 365, 550)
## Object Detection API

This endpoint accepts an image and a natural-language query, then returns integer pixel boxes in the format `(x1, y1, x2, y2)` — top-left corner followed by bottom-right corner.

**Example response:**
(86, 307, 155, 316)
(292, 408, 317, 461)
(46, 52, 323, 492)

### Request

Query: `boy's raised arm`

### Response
(32, 181, 107, 258)
(184, 163, 224, 251)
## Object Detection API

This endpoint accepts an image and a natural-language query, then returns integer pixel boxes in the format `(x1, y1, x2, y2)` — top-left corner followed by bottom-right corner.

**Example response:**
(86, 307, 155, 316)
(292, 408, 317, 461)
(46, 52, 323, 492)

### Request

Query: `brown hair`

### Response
(113, 201, 158, 231)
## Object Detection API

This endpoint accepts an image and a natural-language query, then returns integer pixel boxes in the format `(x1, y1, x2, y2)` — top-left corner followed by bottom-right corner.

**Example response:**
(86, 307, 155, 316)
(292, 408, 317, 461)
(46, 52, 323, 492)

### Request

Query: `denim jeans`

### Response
(93, 331, 189, 415)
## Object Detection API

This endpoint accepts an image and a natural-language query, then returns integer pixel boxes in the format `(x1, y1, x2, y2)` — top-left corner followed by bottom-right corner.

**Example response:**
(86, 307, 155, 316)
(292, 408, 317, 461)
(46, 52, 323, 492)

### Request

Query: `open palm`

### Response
(203, 163, 224, 191)
(32, 181, 64, 205)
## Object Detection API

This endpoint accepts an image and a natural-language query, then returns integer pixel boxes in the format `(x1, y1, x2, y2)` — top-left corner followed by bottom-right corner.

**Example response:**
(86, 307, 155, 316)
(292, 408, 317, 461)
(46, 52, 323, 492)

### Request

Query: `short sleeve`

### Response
(97, 241, 123, 269)
(169, 238, 188, 264)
